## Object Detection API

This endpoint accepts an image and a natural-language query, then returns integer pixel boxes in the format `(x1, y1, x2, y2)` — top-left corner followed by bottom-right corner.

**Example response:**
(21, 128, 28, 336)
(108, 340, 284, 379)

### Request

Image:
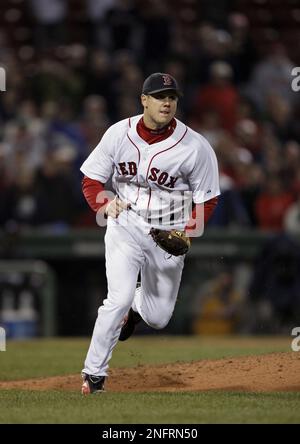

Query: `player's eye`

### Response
(152, 93, 177, 101)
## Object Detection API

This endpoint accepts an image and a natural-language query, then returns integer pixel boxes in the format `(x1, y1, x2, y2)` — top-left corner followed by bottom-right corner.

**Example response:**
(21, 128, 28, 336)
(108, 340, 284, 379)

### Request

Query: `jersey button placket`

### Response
(142, 145, 147, 162)
(139, 146, 149, 181)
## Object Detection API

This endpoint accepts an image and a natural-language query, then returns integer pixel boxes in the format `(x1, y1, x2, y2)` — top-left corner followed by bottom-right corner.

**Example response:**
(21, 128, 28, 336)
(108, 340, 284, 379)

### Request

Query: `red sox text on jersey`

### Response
(118, 161, 178, 188)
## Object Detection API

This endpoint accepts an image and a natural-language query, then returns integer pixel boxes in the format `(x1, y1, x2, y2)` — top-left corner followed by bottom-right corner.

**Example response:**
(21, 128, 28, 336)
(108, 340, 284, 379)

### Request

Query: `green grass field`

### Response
(0, 335, 299, 424)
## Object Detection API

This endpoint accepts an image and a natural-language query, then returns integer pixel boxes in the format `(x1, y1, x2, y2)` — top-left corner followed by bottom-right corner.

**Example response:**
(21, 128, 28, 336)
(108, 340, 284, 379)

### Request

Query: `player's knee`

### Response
(145, 311, 172, 330)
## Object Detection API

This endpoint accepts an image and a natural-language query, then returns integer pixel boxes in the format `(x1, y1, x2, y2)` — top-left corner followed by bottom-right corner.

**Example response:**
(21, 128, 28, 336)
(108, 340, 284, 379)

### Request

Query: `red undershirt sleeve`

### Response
(203, 196, 219, 224)
(82, 176, 112, 213)
(185, 196, 218, 232)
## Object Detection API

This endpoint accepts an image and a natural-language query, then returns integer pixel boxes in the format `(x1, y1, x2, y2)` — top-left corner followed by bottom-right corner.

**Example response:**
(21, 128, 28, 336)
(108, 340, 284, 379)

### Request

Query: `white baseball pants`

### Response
(82, 215, 185, 377)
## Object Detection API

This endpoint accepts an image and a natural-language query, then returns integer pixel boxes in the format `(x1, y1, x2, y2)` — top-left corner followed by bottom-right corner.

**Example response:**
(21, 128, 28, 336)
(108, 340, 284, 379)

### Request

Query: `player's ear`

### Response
(141, 94, 148, 108)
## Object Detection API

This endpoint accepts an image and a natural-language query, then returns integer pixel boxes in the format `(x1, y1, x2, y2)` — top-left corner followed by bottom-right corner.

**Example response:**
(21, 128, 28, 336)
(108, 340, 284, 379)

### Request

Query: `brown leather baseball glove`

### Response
(149, 228, 191, 256)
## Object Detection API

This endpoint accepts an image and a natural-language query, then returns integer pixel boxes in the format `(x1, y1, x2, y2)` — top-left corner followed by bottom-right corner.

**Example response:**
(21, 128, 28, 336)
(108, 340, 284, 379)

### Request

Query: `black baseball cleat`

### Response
(81, 373, 105, 395)
(119, 308, 142, 341)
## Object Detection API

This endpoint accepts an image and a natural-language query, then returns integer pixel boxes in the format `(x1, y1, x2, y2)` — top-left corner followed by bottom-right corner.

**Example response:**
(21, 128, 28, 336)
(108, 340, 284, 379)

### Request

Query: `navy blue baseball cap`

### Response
(142, 73, 182, 97)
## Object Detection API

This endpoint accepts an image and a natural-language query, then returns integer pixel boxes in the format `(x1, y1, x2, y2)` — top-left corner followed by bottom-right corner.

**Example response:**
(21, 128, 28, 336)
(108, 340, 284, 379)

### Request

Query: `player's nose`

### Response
(162, 97, 171, 106)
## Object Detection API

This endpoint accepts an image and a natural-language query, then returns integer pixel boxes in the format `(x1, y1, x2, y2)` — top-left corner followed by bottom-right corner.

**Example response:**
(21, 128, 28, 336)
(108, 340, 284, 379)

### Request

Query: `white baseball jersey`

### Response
(81, 115, 220, 230)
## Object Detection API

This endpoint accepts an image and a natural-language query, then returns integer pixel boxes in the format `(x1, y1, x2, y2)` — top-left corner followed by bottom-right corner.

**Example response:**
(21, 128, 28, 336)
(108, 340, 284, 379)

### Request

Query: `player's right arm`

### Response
(82, 176, 131, 218)
(80, 124, 130, 219)
(80, 125, 116, 183)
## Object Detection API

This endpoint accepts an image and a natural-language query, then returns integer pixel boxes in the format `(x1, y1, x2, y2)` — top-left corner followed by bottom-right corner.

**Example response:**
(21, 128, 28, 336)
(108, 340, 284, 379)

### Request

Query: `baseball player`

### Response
(80, 73, 220, 394)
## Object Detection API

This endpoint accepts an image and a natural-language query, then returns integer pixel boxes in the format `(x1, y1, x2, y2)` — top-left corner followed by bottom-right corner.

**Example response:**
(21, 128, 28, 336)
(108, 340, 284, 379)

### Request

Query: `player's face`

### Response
(141, 91, 178, 129)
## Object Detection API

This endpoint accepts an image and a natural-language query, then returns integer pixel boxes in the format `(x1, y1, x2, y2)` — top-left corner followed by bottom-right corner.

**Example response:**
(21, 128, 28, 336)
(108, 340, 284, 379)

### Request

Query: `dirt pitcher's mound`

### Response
(1, 352, 300, 393)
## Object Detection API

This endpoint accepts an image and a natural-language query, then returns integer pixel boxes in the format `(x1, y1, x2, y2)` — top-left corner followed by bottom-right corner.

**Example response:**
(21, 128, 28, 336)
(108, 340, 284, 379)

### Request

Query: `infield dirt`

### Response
(0, 352, 299, 392)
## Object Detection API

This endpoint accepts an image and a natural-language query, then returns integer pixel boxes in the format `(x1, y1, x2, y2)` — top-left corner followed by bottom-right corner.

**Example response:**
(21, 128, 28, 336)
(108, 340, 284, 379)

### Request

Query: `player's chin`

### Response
(158, 113, 173, 124)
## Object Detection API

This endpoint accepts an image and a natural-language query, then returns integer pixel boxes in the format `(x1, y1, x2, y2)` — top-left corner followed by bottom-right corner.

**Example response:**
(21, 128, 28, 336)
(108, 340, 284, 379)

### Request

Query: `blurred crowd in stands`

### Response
(0, 0, 300, 233)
